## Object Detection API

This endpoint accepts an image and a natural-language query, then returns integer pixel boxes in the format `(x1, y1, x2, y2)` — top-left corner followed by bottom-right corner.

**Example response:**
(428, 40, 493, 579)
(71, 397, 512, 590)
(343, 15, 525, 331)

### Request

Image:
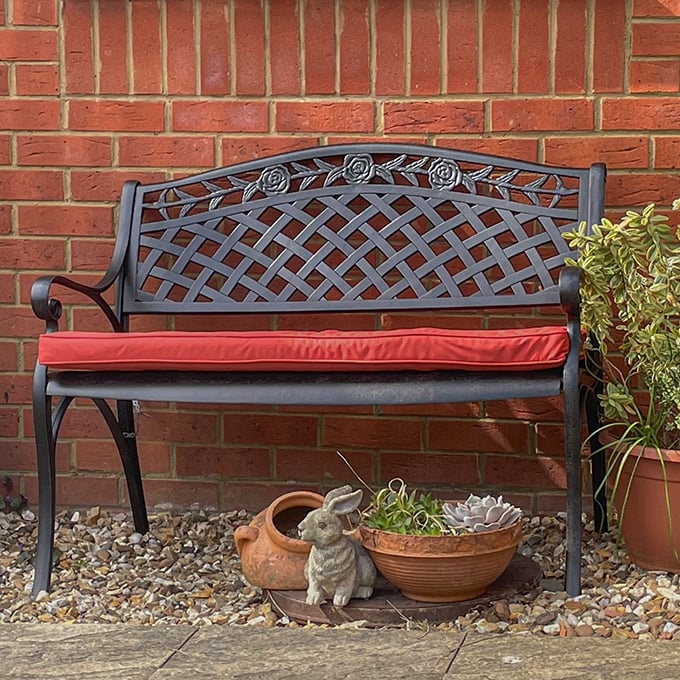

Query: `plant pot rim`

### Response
(264, 490, 325, 553)
(599, 429, 680, 463)
(358, 518, 522, 557)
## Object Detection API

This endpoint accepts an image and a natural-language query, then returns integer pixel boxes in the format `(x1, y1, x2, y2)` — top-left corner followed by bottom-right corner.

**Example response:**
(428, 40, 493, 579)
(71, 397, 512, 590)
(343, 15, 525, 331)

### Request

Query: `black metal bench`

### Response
(30, 143, 606, 597)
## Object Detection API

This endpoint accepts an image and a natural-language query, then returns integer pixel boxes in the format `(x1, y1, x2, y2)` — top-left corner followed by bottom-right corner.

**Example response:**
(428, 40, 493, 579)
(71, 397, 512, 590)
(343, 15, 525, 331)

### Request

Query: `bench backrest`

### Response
(115, 144, 605, 316)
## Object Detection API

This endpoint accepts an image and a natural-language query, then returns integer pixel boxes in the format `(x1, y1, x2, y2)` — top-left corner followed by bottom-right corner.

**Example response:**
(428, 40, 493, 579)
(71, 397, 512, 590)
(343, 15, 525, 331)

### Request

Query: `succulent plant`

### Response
(442, 494, 522, 533)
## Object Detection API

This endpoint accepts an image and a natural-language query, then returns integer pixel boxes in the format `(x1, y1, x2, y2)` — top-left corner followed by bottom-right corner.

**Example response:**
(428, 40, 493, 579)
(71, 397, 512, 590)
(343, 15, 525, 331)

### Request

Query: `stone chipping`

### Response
(1, 506, 680, 639)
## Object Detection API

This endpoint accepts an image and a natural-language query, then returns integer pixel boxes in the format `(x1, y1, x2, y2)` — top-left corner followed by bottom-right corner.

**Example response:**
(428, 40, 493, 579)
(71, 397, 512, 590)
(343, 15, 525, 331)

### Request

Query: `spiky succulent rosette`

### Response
(442, 494, 522, 533)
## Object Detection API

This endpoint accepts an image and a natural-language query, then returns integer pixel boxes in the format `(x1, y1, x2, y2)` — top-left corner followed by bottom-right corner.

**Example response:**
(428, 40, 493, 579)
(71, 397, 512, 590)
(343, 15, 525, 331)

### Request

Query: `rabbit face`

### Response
(297, 509, 343, 547)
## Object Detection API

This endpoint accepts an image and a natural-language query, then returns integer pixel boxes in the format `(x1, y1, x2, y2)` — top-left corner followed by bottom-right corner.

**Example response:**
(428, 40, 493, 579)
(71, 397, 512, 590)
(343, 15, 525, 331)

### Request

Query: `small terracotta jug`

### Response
(234, 490, 324, 590)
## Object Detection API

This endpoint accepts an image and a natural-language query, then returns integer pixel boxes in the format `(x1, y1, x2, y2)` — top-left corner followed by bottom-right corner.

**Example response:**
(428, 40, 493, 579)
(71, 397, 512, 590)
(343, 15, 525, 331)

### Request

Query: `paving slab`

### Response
(2, 624, 680, 680)
(0, 624, 191, 680)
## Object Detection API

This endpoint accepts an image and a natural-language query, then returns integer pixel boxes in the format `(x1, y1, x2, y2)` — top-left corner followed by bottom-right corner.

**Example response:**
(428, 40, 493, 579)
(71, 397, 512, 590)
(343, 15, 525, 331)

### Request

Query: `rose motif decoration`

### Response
(256, 165, 291, 196)
(428, 159, 463, 190)
(341, 154, 375, 184)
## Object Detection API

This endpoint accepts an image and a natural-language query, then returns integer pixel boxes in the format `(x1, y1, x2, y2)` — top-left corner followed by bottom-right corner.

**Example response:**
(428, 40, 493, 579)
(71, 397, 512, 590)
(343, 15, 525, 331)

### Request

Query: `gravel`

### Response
(2, 506, 680, 639)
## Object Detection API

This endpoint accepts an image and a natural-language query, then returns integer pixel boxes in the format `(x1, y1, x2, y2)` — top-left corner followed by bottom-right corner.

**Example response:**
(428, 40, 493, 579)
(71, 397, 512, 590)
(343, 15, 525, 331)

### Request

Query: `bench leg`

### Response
(32, 364, 57, 596)
(564, 370, 582, 597)
(92, 399, 149, 534)
(583, 386, 608, 533)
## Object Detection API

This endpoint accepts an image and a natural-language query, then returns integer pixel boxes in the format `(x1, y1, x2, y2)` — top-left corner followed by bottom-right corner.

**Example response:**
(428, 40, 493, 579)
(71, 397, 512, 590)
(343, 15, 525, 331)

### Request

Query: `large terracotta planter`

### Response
(607, 437, 680, 572)
(358, 519, 523, 602)
(234, 491, 324, 590)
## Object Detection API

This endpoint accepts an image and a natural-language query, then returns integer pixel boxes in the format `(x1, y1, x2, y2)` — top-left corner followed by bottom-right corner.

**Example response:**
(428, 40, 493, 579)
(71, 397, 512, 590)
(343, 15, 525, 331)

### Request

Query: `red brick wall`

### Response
(1, 0, 679, 514)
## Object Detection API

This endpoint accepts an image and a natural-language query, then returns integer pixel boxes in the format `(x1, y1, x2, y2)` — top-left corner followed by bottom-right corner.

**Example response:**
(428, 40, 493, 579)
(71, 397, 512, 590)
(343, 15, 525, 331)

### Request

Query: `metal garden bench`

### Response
(30, 143, 606, 596)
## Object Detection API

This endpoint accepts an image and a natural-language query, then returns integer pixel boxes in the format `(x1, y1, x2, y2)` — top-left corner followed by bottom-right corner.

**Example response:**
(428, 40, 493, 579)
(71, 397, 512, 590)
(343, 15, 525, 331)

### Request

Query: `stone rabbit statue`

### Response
(298, 485, 376, 607)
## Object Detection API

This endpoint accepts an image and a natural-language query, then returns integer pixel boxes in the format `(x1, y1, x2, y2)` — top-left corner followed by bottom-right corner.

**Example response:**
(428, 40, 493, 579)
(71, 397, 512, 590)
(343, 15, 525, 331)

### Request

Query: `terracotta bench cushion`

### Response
(38, 326, 570, 372)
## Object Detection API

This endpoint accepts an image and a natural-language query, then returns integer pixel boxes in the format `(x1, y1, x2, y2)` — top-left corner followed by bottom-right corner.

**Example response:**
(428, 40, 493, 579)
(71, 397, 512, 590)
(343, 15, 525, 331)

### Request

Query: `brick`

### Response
(323, 415, 423, 451)
(16, 135, 111, 167)
(0, 407, 19, 437)
(268, 0, 300, 95)
(303, 0, 335, 94)
(375, 0, 405, 95)
(445, 0, 478, 93)
(127, 409, 216, 445)
(24, 474, 120, 508)
(481, 0, 513, 93)
(633, 23, 680, 56)
(379, 312, 482, 330)
(379, 402, 480, 418)
(629, 60, 680, 93)
(554, 0, 587, 93)
(166, 0, 196, 94)
(173, 100, 268, 132)
(536, 423, 565, 456)
(141, 479, 221, 510)
(379, 452, 479, 485)
(173, 314, 270, 332)
(633, 0, 680, 15)
(543, 136, 648, 168)
(655, 137, 680, 168)
(0, 341, 18, 371)
(98, 2, 128, 94)
(0, 205, 10, 234)
(220, 135, 320, 165)
(0, 27, 57, 59)
(130, 0, 162, 94)
(0, 133, 9, 164)
(275, 312, 375, 332)
(222, 481, 316, 512)
(491, 98, 593, 132)
(0, 371, 32, 401)
(593, 0, 626, 92)
(0, 63, 7, 95)
(199, 0, 230, 95)
(223, 412, 318, 447)
(326, 135, 427, 146)
(434, 137, 538, 161)
(20, 339, 37, 370)
(0, 440, 53, 471)
(63, 0, 94, 93)
(486, 397, 564, 422)
(177, 445, 271, 478)
(276, 101, 374, 133)
(409, 0, 441, 95)
(70, 238, 115, 270)
(0, 169, 62, 200)
(602, 97, 680, 130)
(0, 272, 13, 302)
(70, 170, 165, 201)
(14, 64, 59, 95)
(0, 100, 61, 130)
(339, 0, 370, 94)
(428, 419, 530, 454)
(605, 172, 680, 206)
(233, 0, 266, 95)
(275, 447, 373, 483)
(483, 454, 567, 489)
(384, 101, 484, 133)
(0, 237, 64, 269)
(75, 440, 171, 475)
(18, 204, 113, 236)
(11, 1, 58, 25)
(69, 100, 165, 132)
(517, 0, 549, 93)
(118, 136, 214, 168)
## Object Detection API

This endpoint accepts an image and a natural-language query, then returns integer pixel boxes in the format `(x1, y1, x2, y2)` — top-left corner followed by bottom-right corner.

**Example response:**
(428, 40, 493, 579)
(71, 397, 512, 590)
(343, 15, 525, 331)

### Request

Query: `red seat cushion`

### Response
(38, 327, 570, 372)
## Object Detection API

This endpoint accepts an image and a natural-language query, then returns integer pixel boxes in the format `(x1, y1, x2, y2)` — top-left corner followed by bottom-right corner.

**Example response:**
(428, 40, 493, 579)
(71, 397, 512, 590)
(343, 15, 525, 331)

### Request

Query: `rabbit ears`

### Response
(322, 485, 363, 516)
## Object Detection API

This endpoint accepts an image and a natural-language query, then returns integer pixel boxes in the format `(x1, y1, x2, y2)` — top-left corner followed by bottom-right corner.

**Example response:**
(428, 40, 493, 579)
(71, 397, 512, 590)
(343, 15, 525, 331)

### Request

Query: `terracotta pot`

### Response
(234, 491, 324, 590)
(358, 519, 522, 602)
(605, 434, 680, 572)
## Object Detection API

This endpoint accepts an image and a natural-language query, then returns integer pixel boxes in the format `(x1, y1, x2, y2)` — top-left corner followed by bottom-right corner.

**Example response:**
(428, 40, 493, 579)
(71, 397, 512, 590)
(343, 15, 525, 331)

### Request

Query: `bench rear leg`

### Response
(92, 399, 149, 534)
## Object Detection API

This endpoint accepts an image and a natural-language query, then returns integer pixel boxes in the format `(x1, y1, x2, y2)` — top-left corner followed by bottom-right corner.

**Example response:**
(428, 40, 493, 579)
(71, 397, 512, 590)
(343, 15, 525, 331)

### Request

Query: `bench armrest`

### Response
(558, 265, 581, 319)
(31, 274, 122, 333)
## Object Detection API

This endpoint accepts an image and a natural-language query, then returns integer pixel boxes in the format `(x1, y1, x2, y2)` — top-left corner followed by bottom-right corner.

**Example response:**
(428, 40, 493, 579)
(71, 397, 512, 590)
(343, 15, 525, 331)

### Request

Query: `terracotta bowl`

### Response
(359, 519, 523, 602)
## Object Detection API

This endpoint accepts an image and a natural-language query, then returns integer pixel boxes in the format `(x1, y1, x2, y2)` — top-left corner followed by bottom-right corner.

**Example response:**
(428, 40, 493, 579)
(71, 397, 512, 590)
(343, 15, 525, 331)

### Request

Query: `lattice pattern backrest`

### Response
(122, 144, 595, 314)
